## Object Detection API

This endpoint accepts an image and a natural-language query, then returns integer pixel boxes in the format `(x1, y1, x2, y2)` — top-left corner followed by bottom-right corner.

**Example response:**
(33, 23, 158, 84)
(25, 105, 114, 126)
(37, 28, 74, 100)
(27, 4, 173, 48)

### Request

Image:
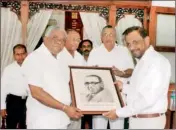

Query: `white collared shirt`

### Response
(1, 61, 28, 109)
(87, 44, 134, 83)
(83, 59, 88, 66)
(22, 44, 71, 128)
(59, 47, 84, 66)
(116, 46, 171, 118)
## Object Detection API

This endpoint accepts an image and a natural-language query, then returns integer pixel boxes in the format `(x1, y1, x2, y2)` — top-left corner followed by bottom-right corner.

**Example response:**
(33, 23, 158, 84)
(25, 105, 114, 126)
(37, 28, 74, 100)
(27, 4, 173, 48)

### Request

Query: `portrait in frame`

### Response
(69, 66, 125, 115)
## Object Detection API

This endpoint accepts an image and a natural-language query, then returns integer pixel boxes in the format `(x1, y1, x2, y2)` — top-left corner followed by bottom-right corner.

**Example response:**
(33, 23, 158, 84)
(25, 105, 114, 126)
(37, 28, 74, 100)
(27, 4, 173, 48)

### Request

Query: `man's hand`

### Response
(114, 80, 123, 91)
(64, 105, 83, 119)
(1, 109, 7, 118)
(102, 109, 118, 120)
(112, 66, 124, 77)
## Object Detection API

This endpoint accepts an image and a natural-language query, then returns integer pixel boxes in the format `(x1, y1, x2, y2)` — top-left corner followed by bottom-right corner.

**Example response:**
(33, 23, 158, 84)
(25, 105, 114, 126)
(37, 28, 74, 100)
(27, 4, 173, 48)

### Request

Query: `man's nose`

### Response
(88, 84, 94, 89)
(128, 44, 135, 51)
(19, 54, 23, 59)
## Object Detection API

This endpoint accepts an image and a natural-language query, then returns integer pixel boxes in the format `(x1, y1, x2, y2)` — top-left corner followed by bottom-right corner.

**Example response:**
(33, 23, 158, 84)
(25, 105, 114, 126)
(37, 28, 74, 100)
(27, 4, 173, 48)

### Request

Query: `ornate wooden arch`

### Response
(116, 8, 144, 24)
(0, 1, 21, 16)
(28, 2, 109, 21)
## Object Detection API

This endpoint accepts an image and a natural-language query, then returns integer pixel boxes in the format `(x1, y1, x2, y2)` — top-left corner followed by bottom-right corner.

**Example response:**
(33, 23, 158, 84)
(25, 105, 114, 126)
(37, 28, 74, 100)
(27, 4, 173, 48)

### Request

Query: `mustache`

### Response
(83, 50, 90, 53)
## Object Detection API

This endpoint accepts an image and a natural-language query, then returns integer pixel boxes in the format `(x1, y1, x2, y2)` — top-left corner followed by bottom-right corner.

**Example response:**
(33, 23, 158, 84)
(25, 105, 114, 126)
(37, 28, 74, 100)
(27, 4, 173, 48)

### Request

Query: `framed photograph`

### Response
(69, 66, 125, 115)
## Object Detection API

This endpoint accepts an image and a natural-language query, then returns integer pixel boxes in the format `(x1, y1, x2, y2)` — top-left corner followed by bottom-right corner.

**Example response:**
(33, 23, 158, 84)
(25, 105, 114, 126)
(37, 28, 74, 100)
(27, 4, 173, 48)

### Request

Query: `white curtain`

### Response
(80, 12, 107, 48)
(116, 15, 142, 45)
(1, 8, 22, 73)
(27, 10, 52, 53)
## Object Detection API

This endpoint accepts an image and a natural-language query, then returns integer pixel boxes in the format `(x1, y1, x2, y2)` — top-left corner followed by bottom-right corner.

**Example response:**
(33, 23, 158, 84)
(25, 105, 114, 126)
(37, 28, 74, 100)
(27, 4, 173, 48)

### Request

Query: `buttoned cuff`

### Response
(116, 106, 132, 118)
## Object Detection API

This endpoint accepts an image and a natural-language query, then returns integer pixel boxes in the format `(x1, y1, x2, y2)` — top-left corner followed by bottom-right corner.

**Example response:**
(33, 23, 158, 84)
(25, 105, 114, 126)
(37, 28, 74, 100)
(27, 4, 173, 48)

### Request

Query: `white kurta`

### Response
(88, 44, 134, 83)
(22, 44, 71, 129)
(59, 47, 84, 66)
(116, 46, 171, 129)
(1, 61, 28, 109)
(87, 44, 134, 129)
(58, 47, 85, 129)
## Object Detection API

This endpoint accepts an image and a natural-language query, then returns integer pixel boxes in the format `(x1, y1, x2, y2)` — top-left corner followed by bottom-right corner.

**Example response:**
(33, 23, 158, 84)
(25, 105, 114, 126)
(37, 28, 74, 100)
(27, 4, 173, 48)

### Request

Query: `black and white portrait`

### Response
(70, 66, 124, 114)
(81, 74, 114, 103)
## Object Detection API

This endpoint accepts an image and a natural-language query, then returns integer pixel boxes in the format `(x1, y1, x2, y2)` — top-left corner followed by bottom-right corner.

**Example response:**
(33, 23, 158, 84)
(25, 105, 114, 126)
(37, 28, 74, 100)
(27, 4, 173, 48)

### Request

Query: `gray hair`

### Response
(101, 25, 116, 36)
(44, 26, 67, 39)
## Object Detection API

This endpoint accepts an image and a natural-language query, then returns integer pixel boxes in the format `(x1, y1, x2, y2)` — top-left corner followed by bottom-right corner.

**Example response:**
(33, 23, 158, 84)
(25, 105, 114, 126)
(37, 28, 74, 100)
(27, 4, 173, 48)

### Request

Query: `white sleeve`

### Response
(22, 56, 43, 88)
(1, 68, 9, 109)
(116, 63, 171, 118)
(122, 84, 131, 95)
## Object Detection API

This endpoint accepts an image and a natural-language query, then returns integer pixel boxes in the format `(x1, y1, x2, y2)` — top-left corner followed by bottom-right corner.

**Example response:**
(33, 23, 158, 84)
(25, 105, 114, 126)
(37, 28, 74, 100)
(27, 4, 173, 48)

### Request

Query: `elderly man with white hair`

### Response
(22, 26, 83, 129)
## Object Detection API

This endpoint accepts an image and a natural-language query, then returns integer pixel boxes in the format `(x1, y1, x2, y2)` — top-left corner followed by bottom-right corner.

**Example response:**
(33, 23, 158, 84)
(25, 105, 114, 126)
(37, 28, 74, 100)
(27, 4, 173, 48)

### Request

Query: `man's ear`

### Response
(144, 36, 150, 47)
(43, 36, 47, 42)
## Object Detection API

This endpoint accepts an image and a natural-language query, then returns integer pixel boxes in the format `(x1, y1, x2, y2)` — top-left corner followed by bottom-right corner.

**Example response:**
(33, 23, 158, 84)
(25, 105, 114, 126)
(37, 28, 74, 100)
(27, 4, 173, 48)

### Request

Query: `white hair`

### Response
(44, 26, 67, 39)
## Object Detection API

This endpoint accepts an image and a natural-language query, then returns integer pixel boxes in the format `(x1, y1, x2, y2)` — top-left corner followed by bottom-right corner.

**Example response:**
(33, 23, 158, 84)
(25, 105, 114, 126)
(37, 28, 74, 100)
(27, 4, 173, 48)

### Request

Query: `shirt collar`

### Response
(40, 43, 60, 59)
(140, 45, 154, 61)
(14, 61, 22, 68)
(101, 43, 116, 53)
(61, 47, 77, 58)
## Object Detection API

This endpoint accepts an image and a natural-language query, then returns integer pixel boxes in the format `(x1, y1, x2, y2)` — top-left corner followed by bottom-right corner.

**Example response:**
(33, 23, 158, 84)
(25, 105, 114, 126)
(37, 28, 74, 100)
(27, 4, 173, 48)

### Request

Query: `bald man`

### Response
(59, 29, 84, 129)
(22, 26, 83, 129)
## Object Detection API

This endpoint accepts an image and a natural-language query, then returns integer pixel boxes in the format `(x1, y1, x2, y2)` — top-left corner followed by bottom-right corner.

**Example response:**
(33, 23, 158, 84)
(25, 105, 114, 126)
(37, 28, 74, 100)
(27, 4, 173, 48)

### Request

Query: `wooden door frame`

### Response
(149, 6, 175, 52)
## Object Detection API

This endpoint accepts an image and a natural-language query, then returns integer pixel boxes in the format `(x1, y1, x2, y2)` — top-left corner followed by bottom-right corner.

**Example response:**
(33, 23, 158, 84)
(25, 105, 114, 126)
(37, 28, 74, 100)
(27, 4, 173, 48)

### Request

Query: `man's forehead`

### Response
(126, 31, 142, 41)
(103, 28, 115, 34)
(14, 48, 26, 54)
(83, 42, 91, 46)
(50, 30, 65, 36)
(68, 31, 80, 37)
(127, 31, 141, 38)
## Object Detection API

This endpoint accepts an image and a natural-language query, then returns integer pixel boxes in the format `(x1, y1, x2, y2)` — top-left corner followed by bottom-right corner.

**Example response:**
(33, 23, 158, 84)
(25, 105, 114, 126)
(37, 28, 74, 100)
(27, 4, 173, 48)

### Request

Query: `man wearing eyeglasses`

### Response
(103, 26, 171, 129)
(87, 25, 134, 129)
(82, 75, 113, 103)
(21, 26, 83, 129)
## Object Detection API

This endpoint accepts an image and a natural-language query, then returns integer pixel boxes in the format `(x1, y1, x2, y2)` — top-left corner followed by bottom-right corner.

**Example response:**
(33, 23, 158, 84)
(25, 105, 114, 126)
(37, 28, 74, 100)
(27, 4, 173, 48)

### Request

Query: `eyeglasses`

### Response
(102, 33, 115, 38)
(71, 38, 81, 43)
(52, 36, 65, 42)
(125, 39, 144, 48)
(84, 81, 100, 86)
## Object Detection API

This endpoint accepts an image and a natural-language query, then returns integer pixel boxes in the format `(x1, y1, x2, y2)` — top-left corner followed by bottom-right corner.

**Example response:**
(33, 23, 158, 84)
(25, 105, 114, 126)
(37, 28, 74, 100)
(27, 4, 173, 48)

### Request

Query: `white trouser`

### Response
(129, 114, 166, 129)
(67, 119, 81, 129)
(93, 115, 124, 129)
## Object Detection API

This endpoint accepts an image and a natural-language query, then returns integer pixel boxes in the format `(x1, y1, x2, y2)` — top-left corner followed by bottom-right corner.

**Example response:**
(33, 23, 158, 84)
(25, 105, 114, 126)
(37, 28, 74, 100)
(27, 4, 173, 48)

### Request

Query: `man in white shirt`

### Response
(59, 29, 84, 129)
(103, 26, 171, 129)
(87, 25, 134, 129)
(1, 44, 28, 129)
(22, 26, 83, 129)
(78, 39, 93, 65)
(59, 29, 84, 66)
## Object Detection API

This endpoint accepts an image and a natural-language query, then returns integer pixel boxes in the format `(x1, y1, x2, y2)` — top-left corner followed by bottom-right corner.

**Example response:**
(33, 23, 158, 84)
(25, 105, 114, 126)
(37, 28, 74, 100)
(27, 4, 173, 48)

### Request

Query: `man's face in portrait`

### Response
(84, 76, 103, 94)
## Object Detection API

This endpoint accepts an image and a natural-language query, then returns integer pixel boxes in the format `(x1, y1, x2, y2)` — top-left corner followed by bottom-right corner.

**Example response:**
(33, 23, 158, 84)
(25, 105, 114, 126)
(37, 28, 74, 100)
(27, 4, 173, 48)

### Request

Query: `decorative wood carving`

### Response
(116, 8, 144, 24)
(0, 1, 21, 16)
(28, 2, 109, 20)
